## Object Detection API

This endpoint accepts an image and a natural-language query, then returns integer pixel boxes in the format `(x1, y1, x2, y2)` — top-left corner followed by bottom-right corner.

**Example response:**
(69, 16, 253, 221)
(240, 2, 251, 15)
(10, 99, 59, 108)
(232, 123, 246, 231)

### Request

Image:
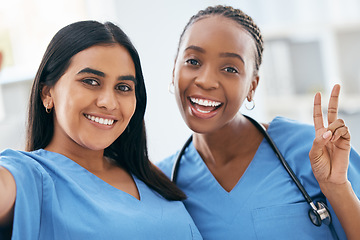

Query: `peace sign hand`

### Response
(309, 84, 351, 185)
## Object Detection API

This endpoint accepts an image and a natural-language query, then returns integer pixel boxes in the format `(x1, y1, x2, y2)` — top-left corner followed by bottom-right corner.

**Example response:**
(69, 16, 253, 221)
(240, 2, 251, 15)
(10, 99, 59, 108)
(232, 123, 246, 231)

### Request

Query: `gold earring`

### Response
(45, 103, 52, 113)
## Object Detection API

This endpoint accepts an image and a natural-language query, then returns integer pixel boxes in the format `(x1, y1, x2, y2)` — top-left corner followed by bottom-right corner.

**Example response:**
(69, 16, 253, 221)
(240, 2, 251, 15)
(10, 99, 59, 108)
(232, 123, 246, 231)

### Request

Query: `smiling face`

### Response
(173, 15, 259, 134)
(42, 44, 137, 153)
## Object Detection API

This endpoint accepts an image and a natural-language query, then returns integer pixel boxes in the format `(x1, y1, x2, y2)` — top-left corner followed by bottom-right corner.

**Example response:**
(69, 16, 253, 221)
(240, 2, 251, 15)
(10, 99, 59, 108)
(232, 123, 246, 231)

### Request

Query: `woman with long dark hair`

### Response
(0, 20, 202, 239)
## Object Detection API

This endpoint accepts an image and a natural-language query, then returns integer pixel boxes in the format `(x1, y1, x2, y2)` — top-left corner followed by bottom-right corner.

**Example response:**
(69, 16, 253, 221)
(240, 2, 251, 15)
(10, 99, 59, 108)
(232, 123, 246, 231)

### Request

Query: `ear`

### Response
(172, 58, 177, 84)
(247, 75, 260, 101)
(41, 84, 54, 109)
(171, 67, 175, 85)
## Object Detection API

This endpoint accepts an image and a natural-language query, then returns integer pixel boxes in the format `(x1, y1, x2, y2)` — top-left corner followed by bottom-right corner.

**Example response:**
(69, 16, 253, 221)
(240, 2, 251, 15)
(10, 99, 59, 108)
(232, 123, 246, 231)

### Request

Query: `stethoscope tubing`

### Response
(172, 115, 314, 205)
(171, 115, 333, 228)
(244, 115, 315, 205)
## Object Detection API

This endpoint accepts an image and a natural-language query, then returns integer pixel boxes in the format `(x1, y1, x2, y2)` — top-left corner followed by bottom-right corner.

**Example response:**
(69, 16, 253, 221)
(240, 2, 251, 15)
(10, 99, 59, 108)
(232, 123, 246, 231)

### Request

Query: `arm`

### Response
(309, 84, 360, 239)
(0, 54, 16, 227)
(0, 166, 16, 226)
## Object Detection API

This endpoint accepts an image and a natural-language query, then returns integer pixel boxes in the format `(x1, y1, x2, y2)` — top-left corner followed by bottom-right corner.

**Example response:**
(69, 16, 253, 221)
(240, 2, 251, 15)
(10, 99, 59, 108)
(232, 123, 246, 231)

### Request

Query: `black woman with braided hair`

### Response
(157, 5, 360, 240)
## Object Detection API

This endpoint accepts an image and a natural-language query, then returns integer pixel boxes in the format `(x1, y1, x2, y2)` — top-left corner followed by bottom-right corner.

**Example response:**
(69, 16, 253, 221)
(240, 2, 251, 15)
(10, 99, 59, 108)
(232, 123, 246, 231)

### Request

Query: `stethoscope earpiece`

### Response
(308, 201, 332, 227)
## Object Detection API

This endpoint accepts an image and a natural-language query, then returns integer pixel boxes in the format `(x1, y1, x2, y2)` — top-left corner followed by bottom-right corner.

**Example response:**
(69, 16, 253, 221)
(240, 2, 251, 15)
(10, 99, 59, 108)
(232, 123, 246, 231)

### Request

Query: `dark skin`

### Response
(194, 117, 266, 192)
(173, 16, 264, 192)
(173, 15, 360, 238)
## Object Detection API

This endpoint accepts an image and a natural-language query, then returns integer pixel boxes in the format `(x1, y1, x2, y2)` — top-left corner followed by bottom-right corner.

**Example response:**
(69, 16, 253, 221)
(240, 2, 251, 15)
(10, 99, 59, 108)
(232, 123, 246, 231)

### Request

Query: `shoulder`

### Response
(156, 152, 178, 179)
(349, 148, 360, 196)
(265, 117, 316, 173)
(1, 148, 45, 165)
(269, 116, 314, 133)
(268, 116, 315, 146)
(0, 149, 49, 181)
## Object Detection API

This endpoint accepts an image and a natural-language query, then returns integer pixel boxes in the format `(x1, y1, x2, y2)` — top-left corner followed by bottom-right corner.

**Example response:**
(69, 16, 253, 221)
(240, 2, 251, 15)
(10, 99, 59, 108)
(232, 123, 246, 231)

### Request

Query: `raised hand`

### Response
(309, 84, 351, 185)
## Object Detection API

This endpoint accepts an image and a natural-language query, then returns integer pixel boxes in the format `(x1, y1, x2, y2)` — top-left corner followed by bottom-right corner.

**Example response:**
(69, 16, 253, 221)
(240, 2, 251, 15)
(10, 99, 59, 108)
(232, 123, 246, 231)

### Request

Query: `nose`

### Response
(96, 89, 119, 111)
(194, 65, 219, 90)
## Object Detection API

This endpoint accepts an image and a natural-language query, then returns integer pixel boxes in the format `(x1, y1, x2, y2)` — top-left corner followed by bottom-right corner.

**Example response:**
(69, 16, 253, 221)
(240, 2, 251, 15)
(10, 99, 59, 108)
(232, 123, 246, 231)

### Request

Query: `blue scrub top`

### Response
(0, 149, 202, 240)
(157, 116, 360, 240)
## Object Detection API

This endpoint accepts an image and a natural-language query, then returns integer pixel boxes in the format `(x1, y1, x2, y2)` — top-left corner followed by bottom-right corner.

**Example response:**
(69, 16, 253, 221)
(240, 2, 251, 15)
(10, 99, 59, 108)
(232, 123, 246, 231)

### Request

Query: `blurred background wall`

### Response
(0, 0, 359, 162)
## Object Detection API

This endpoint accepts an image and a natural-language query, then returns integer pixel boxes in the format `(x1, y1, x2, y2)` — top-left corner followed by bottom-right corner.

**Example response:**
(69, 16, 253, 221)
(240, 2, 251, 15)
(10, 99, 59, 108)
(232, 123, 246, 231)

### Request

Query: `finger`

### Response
(327, 84, 340, 125)
(313, 92, 324, 131)
(327, 118, 345, 133)
(309, 130, 331, 161)
(331, 125, 350, 142)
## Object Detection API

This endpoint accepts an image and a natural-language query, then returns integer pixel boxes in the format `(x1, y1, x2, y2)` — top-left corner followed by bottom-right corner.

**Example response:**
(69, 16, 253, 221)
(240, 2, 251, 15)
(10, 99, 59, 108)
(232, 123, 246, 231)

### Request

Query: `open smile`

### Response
(84, 114, 116, 126)
(188, 97, 223, 118)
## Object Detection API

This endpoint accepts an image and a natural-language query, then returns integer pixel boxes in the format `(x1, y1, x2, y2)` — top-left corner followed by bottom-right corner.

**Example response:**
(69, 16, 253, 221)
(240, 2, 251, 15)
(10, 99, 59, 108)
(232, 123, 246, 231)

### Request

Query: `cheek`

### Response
(226, 84, 248, 112)
(124, 96, 137, 118)
(174, 66, 192, 96)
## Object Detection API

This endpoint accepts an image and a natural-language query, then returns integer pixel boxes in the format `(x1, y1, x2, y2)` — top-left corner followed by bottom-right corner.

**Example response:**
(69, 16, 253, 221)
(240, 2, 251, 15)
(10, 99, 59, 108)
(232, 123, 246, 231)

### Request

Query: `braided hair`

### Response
(177, 5, 264, 75)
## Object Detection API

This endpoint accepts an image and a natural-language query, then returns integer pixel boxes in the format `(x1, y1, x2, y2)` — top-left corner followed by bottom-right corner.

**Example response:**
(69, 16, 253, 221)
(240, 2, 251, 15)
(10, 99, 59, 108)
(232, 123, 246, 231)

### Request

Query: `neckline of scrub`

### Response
(187, 117, 279, 195)
(34, 149, 143, 202)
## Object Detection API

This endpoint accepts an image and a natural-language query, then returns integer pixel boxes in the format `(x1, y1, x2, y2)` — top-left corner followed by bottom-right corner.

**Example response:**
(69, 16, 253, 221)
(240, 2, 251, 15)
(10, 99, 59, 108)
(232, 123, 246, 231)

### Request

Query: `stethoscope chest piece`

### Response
(308, 201, 332, 227)
(173, 115, 333, 227)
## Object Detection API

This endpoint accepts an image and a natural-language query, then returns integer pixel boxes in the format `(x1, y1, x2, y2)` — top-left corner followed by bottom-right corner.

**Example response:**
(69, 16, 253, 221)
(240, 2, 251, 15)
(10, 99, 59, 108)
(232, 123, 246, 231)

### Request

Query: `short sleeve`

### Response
(0, 149, 44, 240)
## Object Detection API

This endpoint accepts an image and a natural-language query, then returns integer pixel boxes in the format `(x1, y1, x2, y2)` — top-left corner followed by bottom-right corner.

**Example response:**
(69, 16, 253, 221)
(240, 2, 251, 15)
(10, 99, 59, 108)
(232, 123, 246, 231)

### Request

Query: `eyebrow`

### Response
(78, 67, 105, 77)
(185, 45, 206, 53)
(118, 75, 137, 84)
(77, 67, 137, 84)
(219, 52, 245, 64)
(185, 45, 244, 64)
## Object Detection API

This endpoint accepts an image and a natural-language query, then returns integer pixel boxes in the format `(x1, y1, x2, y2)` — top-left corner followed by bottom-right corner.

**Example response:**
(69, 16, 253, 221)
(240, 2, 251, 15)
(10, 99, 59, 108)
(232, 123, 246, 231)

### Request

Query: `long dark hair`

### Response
(26, 20, 186, 200)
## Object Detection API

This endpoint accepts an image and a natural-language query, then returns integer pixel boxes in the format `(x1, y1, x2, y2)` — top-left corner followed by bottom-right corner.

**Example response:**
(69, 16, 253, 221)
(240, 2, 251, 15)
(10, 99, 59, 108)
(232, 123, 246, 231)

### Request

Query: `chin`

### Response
(83, 142, 114, 151)
(187, 121, 214, 134)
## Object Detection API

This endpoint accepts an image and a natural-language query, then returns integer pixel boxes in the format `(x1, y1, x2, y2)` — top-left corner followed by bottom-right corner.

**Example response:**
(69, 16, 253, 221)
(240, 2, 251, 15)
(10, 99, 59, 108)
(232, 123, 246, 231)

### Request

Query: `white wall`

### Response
(1, 0, 360, 161)
(84, 0, 269, 161)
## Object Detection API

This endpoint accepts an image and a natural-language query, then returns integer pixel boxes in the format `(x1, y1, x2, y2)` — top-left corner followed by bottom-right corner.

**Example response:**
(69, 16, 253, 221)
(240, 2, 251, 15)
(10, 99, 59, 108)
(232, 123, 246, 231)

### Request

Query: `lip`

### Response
(187, 95, 223, 119)
(83, 113, 118, 129)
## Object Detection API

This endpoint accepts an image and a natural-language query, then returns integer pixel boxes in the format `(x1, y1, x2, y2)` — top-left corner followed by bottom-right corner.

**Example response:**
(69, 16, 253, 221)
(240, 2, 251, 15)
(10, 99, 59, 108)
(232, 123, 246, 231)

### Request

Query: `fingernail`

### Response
(323, 130, 332, 139)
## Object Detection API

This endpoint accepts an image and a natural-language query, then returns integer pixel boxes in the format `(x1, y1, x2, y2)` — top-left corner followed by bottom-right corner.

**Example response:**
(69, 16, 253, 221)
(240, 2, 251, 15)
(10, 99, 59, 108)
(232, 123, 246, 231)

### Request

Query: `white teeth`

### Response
(85, 114, 115, 126)
(197, 109, 211, 113)
(190, 97, 221, 107)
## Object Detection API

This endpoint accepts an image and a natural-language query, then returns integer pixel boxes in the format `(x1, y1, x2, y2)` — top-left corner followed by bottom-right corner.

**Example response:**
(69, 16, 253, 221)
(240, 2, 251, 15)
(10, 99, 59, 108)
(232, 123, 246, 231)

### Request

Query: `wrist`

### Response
(319, 180, 353, 199)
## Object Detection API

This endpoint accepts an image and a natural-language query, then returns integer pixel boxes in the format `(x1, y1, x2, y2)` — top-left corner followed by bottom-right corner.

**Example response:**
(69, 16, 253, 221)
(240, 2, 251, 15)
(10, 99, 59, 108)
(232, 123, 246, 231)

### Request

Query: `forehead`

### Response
(180, 15, 256, 57)
(69, 44, 135, 73)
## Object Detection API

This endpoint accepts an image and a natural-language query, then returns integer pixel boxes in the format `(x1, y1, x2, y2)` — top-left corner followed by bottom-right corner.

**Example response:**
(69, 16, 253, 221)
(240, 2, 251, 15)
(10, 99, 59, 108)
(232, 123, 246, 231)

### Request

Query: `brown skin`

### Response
(0, 52, 15, 227)
(42, 44, 139, 200)
(309, 85, 360, 239)
(173, 16, 264, 192)
(0, 44, 142, 227)
(174, 15, 360, 238)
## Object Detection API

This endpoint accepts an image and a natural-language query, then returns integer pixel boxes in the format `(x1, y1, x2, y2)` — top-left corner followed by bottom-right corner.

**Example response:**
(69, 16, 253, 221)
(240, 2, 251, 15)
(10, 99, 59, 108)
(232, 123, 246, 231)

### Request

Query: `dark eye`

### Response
(185, 59, 200, 66)
(116, 84, 132, 92)
(82, 78, 99, 86)
(224, 67, 238, 74)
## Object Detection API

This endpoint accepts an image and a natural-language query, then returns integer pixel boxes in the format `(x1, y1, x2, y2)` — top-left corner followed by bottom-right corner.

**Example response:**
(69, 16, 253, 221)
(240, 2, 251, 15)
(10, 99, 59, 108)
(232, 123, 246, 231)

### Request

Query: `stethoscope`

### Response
(171, 115, 332, 227)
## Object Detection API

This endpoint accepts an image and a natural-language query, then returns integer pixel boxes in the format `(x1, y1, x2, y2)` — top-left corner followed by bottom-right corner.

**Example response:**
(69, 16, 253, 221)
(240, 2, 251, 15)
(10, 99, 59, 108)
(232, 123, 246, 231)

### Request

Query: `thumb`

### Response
(309, 130, 332, 161)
